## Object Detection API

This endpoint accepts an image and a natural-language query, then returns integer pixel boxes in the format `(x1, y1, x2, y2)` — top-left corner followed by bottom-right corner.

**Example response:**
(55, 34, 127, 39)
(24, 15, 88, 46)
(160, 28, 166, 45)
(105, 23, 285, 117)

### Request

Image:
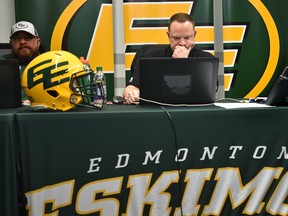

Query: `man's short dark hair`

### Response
(168, 13, 195, 31)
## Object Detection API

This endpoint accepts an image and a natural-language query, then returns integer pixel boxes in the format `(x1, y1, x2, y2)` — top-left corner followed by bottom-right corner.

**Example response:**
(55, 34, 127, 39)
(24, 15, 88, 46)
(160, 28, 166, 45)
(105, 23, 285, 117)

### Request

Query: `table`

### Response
(0, 108, 22, 216)
(14, 105, 288, 215)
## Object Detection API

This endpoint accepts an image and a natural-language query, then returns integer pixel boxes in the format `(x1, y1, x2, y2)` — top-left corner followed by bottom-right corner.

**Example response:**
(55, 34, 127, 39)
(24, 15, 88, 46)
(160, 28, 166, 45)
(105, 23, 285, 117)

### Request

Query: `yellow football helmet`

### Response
(21, 50, 104, 111)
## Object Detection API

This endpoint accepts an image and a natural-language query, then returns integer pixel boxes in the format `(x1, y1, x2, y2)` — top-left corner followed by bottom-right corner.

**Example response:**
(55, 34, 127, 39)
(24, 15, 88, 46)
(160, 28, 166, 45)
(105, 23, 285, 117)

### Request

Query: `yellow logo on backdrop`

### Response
(245, 0, 279, 98)
(51, 0, 280, 97)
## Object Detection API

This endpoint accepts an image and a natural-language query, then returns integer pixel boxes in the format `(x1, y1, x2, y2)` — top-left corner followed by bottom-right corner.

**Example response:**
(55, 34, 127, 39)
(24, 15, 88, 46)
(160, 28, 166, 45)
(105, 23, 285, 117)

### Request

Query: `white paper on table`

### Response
(214, 102, 273, 109)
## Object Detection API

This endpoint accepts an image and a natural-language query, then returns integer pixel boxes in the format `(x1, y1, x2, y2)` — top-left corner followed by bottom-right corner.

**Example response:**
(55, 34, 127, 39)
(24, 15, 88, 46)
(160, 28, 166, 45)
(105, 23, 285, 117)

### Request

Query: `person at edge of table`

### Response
(1, 24, 42, 212)
(123, 12, 215, 104)
(1, 21, 44, 104)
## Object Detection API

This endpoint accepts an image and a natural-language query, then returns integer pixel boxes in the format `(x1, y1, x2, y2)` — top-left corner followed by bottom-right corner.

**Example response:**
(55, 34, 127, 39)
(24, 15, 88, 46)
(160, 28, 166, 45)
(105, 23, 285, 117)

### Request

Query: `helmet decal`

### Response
(27, 59, 70, 90)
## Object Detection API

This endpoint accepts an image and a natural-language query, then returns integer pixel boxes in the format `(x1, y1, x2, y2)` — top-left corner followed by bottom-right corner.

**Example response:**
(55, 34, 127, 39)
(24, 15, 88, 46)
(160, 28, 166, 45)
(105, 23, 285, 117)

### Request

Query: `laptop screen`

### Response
(139, 57, 219, 105)
(265, 66, 288, 106)
(0, 59, 22, 108)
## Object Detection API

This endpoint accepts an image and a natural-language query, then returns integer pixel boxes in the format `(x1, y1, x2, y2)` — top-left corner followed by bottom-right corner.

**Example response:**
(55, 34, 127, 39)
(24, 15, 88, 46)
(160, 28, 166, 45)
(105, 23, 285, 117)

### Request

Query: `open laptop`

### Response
(0, 59, 22, 108)
(265, 66, 288, 106)
(139, 57, 219, 105)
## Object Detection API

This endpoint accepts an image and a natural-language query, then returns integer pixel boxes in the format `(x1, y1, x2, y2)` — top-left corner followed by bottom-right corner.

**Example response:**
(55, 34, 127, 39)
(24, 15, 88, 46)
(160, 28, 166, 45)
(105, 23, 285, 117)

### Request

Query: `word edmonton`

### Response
(87, 145, 288, 173)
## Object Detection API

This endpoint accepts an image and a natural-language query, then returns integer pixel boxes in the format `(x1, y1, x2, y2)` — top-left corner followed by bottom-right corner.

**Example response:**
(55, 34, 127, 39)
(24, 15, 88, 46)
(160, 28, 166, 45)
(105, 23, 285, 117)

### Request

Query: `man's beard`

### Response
(12, 47, 38, 66)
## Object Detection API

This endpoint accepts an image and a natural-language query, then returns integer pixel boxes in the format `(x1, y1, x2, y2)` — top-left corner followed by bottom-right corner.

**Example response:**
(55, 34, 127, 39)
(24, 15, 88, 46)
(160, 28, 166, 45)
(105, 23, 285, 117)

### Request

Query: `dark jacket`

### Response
(128, 44, 215, 87)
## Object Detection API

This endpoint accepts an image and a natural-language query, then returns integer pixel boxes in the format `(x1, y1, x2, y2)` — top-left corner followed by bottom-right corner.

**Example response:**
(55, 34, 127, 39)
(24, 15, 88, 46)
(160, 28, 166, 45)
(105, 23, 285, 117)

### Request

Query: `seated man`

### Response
(2, 21, 42, 70)
(123, 12, 214, 104)
(1, 21, 42, 103)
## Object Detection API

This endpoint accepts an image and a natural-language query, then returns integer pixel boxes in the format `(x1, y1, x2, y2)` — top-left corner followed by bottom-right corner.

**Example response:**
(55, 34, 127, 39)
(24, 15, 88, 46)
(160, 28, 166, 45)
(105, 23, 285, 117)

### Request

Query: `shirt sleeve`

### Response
(127, 45, 168, 88)
(128, 49, 141, 88)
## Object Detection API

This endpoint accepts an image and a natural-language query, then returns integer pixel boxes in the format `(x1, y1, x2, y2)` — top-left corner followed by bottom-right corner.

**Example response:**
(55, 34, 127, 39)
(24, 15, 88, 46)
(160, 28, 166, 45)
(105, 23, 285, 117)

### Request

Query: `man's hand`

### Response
(123, 85, 140, 104)
(172, 45, 191, 58)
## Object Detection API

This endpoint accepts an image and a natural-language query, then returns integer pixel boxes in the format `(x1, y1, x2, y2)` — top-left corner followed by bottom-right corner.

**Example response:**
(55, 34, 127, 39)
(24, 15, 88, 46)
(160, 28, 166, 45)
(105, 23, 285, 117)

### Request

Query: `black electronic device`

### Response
(0, 59, 22, 108)
(265, 66, 288, 106)
(112, 96, 124, 104)
(139, 57, 219, 105)
(0, 43, 11, 57)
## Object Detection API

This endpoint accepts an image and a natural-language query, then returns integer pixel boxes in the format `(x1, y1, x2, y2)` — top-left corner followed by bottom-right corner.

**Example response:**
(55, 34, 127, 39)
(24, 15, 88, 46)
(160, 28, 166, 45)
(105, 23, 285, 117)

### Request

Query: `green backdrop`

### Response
(14, 0, 288, 100)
